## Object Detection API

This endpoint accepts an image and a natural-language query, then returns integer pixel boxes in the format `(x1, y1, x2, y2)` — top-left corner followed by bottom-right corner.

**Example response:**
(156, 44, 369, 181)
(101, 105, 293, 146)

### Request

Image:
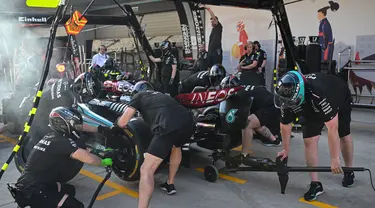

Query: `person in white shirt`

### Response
(91, 45, 109, 68)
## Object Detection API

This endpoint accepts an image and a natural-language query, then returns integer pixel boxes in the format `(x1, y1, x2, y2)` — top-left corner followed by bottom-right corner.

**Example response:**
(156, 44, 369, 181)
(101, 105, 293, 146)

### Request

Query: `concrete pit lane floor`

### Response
(0, 109, 374, 208)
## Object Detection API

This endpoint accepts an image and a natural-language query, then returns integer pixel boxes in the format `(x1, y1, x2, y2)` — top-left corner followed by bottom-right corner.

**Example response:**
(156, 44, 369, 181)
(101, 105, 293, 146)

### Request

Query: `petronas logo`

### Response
(226, 109, 238, 123)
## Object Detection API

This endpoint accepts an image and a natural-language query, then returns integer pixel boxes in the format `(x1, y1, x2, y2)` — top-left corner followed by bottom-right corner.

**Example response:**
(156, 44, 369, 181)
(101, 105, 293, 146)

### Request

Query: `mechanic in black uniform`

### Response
(274, 71, 354, 201)
(148, 40, 179, 97)
(220, 76, 281, 157)
(253, 41, 267, 84)
(199, 4, 223, 67)
(14, 107, 115, 208)
(191, 44, 209, 72)
(179, 64, 227, 94)
(116, 81, 196, 208)
(237, 41, 263, 86)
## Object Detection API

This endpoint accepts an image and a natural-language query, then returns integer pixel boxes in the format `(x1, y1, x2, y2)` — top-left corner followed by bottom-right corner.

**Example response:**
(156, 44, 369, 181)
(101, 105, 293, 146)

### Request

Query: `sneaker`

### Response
(304, 181, 324, 201)
(160, 181, 176, 195)
(261, 138, 282, 147)
(342, 172, 355, 187)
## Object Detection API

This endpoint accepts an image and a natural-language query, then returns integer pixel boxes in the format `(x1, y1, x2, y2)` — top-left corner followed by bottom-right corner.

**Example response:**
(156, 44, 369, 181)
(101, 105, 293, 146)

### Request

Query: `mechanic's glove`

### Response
(101, 158, 113, 167)
(98, 125, 124, 137)
(97, 125, 112, 137)
(169, 78, 174, 85)
(102, 148, 116, 159)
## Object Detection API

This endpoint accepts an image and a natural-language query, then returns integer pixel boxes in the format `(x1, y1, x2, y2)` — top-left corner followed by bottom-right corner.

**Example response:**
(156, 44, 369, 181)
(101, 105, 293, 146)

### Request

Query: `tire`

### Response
(110, 117, 152, 182)
(14, 135, 83, 183)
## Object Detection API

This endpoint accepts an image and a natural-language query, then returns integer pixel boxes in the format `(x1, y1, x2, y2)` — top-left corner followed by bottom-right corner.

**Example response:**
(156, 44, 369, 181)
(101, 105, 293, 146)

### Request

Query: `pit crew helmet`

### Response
(131, 80, 154, 95)
(160, 40, 172, 56)
(73, 72, 101, 103)
(209, 64, 227, 87)
(274, 70, 306, 109)
(220, 75, 241, 89)
(48, 106, 83, 140)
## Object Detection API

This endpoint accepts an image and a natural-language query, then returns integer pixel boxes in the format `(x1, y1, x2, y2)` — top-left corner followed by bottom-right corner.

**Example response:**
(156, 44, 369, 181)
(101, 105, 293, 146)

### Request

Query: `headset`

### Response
(98, 45, 107, 52)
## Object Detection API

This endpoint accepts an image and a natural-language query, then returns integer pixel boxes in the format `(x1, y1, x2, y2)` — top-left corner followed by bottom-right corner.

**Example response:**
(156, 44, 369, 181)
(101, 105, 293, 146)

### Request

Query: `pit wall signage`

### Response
(174, 0, 205, 60)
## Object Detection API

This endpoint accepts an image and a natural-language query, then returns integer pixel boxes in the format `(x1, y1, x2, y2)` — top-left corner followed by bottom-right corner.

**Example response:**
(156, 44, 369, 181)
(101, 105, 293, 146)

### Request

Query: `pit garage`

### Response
(0, 0, 375, 208)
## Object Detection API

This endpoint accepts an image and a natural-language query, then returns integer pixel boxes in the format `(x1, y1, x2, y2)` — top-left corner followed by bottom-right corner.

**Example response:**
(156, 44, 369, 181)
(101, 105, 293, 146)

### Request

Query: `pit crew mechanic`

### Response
(237, 41, 263, 86)
(199, 4, 223, 67)
(115, 81, 195, 208)
(253, 41, 267, 80)
(191, 43, 209, 72)
(220, 76, 281, 160)
(147, 40, 179, 97)
(274, 71, 354, 201)
(179, 64, 227, 94)
(14, 107, 115, 208)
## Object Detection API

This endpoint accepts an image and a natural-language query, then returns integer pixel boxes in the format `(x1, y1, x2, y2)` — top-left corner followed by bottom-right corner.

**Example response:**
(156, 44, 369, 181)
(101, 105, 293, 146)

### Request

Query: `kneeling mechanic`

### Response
(116, 81, 196, 208)
(15, 107, 115, 208)
(220, 75, 282, 164)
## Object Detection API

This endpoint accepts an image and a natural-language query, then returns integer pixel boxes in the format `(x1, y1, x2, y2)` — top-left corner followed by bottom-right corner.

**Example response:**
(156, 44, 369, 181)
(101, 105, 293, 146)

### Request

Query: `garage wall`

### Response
(205, 1, 375, 72)
(94, 11, 182, 39)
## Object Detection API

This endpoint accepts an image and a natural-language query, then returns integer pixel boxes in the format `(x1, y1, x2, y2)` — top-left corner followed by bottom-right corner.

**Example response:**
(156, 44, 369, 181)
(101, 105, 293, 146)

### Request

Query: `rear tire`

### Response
(14, 135, 83, 183)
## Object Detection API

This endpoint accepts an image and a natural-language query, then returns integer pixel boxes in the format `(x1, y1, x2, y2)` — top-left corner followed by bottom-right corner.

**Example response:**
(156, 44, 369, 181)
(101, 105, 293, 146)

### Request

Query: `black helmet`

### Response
(73, 72, 101, 102)
(274, 70, 306, 109)
(220, 75, 241, 89)
(209, 64, 227, 86)
(160, 40, 172, 56)
(48, 106, 83, 139)
(104, 57, 115, 69)
(131, 80, 154, 95)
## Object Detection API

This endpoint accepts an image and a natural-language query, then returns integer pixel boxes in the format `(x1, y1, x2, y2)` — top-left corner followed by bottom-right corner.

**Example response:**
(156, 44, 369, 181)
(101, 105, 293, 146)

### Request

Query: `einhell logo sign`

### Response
(18, 16, 48, 23)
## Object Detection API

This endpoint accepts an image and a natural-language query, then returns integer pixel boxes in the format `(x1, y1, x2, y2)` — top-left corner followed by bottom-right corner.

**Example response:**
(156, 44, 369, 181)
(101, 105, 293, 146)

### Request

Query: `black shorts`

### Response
(302, 103, 351, 138)
(207, 53, 223, 68)
(27, 183, 83, 208)
(253, 106, 280, 135)
(147, 120, 196, 159)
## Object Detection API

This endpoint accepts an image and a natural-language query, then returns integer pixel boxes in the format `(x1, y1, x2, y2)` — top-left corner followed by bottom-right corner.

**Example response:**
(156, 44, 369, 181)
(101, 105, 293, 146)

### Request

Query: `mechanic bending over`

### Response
(191, 43, 209, 72)
(220, 75, 281, 155)
(14, 107, 116, 208)
(116, 81, 196, 208)
(237, 41, 263, 86)
(147, 40, 179, 97)
(274, 71, 354, 201)
(179, 64, 227, 94)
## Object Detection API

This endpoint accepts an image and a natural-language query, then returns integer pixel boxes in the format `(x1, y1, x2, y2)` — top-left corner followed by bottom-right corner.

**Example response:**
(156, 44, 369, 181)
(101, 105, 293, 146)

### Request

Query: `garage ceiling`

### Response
(2, 0, 163, 14)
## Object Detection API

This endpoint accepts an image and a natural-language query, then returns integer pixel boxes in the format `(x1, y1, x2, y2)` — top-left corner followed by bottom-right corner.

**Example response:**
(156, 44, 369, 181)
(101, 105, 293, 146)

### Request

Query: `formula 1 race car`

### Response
(14, 69, 252, 184)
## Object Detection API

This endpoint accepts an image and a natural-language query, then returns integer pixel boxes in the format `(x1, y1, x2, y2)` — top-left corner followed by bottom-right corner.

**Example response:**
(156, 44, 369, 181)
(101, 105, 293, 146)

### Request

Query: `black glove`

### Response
(169, 78, 174, 85)
(98, 125, 124, 138)
(101, 148, 118, 160)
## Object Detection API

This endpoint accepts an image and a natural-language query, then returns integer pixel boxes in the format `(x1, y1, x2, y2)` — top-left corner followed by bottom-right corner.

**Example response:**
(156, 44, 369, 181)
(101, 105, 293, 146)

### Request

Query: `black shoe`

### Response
(261, 138, 282, 147)
(160, 181, 176, 195)
(304, 181, 324, 201)
(342, 172, 355, 187)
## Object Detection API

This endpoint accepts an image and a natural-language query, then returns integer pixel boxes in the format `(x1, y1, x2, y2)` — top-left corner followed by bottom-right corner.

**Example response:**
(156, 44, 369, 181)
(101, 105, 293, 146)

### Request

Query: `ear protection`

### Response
(98, 45, 107, 52)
